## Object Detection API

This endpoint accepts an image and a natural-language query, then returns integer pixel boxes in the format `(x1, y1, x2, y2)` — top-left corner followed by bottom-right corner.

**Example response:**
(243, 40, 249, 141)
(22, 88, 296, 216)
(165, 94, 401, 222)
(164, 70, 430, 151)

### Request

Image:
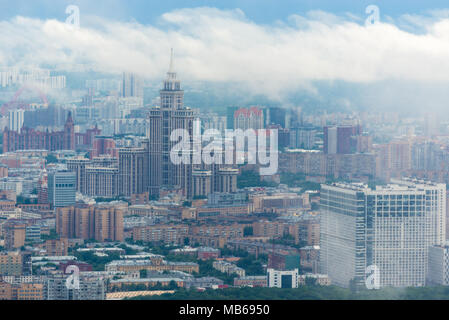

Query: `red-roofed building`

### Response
(234, 107, 264, 131)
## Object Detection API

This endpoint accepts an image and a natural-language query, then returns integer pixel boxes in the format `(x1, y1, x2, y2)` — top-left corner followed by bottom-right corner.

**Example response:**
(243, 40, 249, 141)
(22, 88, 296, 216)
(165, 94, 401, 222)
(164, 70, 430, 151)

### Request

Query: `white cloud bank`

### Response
(2, 7, 449, 99)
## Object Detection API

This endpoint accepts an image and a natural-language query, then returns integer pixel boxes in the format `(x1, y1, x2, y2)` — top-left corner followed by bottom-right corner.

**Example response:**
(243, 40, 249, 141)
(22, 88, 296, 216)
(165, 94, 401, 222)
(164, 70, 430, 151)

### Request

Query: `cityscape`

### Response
(3, 0, 449, 305)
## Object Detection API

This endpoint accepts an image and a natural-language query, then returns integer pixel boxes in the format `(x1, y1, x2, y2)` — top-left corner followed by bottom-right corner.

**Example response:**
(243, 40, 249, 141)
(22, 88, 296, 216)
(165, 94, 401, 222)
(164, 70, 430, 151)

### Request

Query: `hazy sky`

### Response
(3, 1, 449, 112)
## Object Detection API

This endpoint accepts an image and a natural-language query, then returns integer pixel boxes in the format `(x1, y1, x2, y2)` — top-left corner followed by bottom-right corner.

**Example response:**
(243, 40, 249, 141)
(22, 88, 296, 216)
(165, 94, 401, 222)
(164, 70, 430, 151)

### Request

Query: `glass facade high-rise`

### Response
(320, 178, 446, 288)
(48, 171, 76, 208)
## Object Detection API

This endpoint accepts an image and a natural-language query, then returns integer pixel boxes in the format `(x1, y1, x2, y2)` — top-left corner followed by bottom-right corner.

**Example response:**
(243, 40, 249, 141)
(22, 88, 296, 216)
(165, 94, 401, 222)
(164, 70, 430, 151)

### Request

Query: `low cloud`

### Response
(2, 7, 449, 102)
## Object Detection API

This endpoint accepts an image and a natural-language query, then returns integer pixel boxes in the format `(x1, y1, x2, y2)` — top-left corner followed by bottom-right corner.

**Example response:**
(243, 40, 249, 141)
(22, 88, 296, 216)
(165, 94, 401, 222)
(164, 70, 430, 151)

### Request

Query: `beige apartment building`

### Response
(56, 203, 124, 242)
(0, 252, 22, 276)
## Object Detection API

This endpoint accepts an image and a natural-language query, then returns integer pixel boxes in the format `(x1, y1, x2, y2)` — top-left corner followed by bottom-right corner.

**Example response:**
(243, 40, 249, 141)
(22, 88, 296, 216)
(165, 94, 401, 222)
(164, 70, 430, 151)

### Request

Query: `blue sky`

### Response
(2, 0, 449, 24)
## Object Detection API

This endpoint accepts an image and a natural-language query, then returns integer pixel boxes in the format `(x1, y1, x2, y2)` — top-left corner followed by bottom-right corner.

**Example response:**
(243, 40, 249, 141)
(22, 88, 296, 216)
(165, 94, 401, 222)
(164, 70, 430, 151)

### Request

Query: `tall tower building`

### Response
(85, 166, 119, 198)
(63, 112, 75, 151)
(67, 157, 90, 194)
(324, 125, 362, 155)
(121, 72, 143, 98)
(320, 178, 446, 288)
(48, 171, 76, 208)
(119, 140, 149, 197)
(8, 109, 24, 133)
(148, 49, 194, 198)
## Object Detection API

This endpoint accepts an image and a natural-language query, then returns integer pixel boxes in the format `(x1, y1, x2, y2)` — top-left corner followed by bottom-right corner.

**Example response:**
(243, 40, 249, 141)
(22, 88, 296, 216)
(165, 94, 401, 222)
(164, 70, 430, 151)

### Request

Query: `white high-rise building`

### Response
(326, 127, 338, 154)
(320, 178, 446, 288)
(267, 269, 299, 288)
(427, 245, 449, 286)
(9, 109, 25, 133)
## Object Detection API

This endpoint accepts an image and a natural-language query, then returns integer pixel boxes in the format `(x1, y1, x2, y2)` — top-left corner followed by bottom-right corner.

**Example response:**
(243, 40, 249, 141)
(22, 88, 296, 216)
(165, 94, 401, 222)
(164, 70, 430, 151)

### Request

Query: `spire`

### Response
(169, 48, 175, 73)
(166, 48, 178, 81)
(65, 111, 74, 126)
(163, 48, 181, 94)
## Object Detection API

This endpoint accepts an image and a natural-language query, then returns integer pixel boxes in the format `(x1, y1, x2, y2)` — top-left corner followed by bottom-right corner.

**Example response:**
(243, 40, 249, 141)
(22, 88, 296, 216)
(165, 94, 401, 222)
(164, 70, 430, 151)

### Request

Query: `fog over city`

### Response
(3, 4, 449, 112)
(3, 0, 449, 306)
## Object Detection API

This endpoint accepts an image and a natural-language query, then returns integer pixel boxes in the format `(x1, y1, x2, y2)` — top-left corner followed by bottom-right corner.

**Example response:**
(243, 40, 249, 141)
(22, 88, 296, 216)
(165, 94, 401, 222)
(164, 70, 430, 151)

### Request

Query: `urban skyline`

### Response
(3, 0, 449, 307)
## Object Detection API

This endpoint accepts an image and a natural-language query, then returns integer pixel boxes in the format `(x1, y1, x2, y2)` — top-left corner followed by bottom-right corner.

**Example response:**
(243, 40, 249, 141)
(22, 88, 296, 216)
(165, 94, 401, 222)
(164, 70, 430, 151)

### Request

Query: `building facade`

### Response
(324, 125, 362, 155)
(119, 141, 149, 197)
(320, 179, 446, 288)
(56, 203, 124, 242)
(148, 50, 195, 199)
(427, 245, 449, 286)
(267, 269, 299, 288)
(47, 171, 76, 208)
(3, 113, 78, 152)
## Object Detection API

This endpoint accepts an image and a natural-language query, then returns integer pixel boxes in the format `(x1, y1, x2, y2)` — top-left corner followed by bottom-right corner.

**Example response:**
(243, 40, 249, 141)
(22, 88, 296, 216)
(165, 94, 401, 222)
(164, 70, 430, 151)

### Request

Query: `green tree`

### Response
(305, 277, 318, 287)
(168, 280, 179, 290)
(237, 170, 277, 188)
(236, 256, 264, 276)
(41, 229, 59, 241)
(140, 269, 148, 278)
(243, 226, 253, 237)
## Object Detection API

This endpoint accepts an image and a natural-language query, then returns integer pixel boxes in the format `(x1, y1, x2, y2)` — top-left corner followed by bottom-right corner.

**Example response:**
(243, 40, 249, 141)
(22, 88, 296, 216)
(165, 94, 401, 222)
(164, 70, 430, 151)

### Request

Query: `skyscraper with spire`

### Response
(63, 111, 75, 150)
(161, 49, 184, 109)
(148, 49, 195, 198)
